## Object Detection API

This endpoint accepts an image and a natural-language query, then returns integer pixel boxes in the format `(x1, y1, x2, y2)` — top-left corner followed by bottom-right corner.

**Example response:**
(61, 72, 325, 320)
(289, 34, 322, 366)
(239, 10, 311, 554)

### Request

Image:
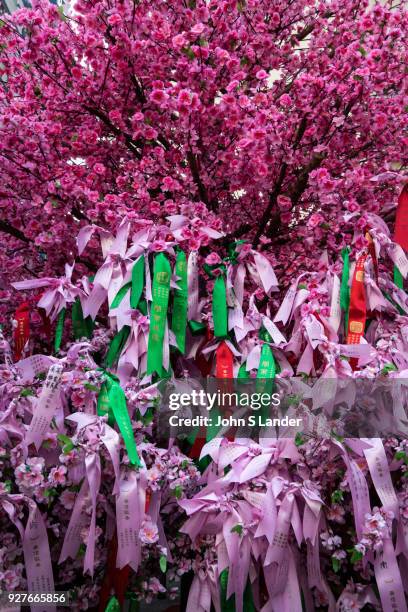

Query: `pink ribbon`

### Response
(83, 452, 101, 576)
(116, 468, 146, 571)
(12, 263, 83, 322)
(26, 364, 63, 450)
(59, 478, 91, 564)
(374, 537, 408, 612)
(23, 501, 55, 612)
(363, 439, 399, 517)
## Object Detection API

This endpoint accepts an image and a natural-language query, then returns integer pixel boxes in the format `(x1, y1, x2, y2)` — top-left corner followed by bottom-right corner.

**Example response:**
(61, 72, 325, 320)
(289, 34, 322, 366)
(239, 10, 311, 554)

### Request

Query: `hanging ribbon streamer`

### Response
(106, 325, 131, 369)
(130, 255, 145, 309)
(147, 253, 171, 377)
(98, 371, 141, 467)
(26, 363, 63, 450)
(72, 298, 94, 340)
(394, 184, 408, 251)
(98, 534, 118, 612)
(104, 596, 120, 612)
(97, 378, 115, 426)
(110, 282, 131, 309)
(83, 452, 101, 576)
(257, 329, 276, 422)
(347, 253, 368, 369)
(212, 274, 228, 338)
(394, 266, 404, 289)
(220, 568, 235, 612)
(340, 247, 350, 337)
(206, 341, 234, 442)
(13, 301, 30, 361)
(257, 329, 276, 379)
(172, 249, 188, 354)
(216, 341, 234, 379)
(54, 307, 66, 353)
(23, 501, 56, 612)
(394, 184, 408, 290)
(187, 250, 199, 322)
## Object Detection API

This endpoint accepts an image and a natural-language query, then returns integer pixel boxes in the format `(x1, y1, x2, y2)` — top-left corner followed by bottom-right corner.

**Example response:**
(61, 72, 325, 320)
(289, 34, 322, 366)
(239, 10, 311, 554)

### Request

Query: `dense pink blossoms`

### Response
(0, 0, 406, 321)
(0, 0, 408, 610)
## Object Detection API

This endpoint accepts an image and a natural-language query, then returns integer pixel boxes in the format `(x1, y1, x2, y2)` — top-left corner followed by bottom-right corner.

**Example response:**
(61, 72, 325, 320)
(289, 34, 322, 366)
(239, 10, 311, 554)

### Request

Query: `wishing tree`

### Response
(0, 0, 408, 610)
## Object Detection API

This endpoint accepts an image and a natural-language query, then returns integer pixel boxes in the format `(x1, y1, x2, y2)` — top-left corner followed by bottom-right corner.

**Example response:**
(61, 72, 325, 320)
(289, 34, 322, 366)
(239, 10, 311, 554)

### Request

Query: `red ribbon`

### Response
(215, 341, 234, 378)
(98, 533, 130, 610)
(394, 184, 408, 251)
(13, 302, 30, 361)
(195, 325, 214, 376)
(347, 253, 368, 370)
(216, 341, 235, 441)
(365, 229, 378, 283)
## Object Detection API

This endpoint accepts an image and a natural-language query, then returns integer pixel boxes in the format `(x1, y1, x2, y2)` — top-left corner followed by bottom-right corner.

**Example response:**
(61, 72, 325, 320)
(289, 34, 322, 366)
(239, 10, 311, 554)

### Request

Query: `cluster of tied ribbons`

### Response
(4, 187, 408, 612)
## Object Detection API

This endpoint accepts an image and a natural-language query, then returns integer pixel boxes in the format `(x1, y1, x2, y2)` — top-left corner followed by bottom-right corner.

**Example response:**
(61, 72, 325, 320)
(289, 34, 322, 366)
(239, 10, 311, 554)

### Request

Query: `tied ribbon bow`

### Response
(12, 263, 83, 322)
(109, 255, 145, 310)
(97, 371, 141, 467)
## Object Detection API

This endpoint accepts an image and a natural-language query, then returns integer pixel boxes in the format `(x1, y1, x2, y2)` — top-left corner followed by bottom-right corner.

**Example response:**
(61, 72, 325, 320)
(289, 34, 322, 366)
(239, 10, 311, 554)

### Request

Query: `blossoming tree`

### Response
(0, 0, 408, 610)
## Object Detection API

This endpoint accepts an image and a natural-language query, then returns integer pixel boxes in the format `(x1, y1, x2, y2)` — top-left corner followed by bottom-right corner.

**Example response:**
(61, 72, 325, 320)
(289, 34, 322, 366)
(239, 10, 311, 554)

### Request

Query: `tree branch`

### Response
(0, 220, 29, 243)
(187, 151, 211, 207)
(253, 163, 288, 247)
(0, 220, 97, 271)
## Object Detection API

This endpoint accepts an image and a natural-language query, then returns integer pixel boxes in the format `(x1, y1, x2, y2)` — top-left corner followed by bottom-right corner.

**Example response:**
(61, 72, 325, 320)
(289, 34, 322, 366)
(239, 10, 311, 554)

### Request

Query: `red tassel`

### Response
(13, 302, 30, 361)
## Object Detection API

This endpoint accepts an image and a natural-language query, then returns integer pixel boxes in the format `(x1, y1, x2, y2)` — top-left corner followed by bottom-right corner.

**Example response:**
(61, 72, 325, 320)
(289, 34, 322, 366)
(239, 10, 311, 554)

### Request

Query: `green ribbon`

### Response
(110, 256, 145, 311)
(227, 240, 246, 265)
(238, 362, 249, 379)
(243, 578, 255, 612)
(130, 255, 145, 309)
(97, 379, 114, 426)
(172, 250, 188, 354)
(54, 307, 66, 353)
(111, 282, 131, 309)
(212, 275, 228, 338)
(394, 265, 404, 290)
(220, 568, 235, 612)
(72, 298, 94, 340)
(127, 594, 140, 612)
(105, 325, 131, 368)
(383, 290, 406, 315)
(105, 596, 120, 612)
(257, 330, 276, 379)
(256, 329, 276, 421)
(147, 253, 171, 377)
(220, 568, 254, 612)
(340, 247, 350, 335)
(188, 320, 206, 335)
(99, 371, 141, 467)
